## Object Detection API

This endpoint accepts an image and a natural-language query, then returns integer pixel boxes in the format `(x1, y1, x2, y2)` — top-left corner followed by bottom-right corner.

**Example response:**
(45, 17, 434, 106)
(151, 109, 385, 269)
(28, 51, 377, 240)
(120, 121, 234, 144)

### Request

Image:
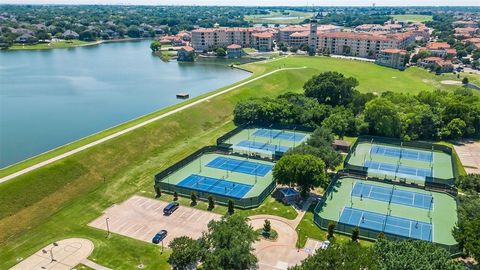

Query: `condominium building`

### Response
(317, 31, 415, 58)
(375, 49, 408, 70)
(252, 32, 274, 51)
(191, 27, 273, 51)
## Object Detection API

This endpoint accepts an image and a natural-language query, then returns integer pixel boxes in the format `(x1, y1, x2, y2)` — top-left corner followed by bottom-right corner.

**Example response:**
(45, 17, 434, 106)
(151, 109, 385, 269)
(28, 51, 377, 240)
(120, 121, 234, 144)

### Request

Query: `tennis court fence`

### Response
(343, 136, 457, 189)
(153, 145, 276, 209)
(216, 123, 314, 156)
(313, 176, 460, 255)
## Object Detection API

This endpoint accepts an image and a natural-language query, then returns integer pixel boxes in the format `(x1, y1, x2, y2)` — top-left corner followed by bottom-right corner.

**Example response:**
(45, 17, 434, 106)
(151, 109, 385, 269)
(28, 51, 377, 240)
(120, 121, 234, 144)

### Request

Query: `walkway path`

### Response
(250, 197, 316, 270)
(9, 238, 110, 270)
(0, 65, 306, 184)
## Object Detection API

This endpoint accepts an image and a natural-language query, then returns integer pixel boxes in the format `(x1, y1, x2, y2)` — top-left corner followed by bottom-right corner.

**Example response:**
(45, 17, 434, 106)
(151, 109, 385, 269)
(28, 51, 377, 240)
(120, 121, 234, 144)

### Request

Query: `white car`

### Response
(320, 240, 330, 250)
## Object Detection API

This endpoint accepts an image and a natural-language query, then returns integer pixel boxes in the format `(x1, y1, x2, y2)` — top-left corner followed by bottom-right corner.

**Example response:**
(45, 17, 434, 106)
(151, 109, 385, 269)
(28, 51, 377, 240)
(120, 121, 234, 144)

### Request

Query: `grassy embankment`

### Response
(0, 56, 474, 269)
(245, 10, 314, 24)
(7, 40, 100, 50)
(391, 14, 433, 23)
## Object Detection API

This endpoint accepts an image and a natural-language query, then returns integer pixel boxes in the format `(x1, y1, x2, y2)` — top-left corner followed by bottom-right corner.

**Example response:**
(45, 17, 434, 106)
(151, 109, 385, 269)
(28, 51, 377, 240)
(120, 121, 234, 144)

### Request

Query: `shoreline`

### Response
(0, 65, 304, 182)
(3, 37, 151, 51)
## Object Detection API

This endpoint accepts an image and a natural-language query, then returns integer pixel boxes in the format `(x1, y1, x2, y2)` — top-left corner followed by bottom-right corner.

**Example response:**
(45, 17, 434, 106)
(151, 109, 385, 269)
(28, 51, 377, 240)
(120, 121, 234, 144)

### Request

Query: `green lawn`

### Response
(392, 14, 433, 23)
(1, 55, 475, 269)
(245, 10, 314, 24)
(8, 40, 100, 50)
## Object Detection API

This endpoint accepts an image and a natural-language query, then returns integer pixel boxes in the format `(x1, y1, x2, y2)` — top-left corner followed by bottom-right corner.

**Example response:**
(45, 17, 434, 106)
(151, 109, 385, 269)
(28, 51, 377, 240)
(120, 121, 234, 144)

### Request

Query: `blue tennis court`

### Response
(253, 129, 306, 142)
(235, 140, 290, 153)
(352, 182, 433, 209)
(364, 160, 432, 180)
(206, 156, 272, 177)
(178, 174, 253, 199)
(339, 207, 432, 241)
(371, 145, 433, 163)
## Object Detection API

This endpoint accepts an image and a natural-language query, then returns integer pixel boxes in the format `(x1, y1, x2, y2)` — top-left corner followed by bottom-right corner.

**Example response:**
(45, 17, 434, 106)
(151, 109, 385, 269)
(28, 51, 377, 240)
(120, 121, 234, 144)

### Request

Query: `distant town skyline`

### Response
(1, 0, 479, 6)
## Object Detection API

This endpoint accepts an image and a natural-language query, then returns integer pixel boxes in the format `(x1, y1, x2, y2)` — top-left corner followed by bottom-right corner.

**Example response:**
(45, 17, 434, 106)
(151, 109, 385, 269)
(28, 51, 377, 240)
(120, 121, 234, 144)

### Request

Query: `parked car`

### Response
(321, 240, 330, 250)
(152, 230, 168, 244)
(163, 201, 179, 215)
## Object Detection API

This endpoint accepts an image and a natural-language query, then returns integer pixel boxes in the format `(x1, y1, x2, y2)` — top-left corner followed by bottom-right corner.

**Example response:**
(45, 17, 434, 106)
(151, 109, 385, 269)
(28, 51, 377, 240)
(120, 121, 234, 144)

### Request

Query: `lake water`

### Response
(0, 40, 251, 168)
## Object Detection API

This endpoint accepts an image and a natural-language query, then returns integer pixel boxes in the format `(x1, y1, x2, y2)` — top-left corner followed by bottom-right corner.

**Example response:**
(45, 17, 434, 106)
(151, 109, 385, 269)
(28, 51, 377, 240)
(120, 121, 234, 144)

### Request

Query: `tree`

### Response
(364, 98, 402, 138)
(168, 236, 201, 270)
(351, 227, 360, 242)
(304, 71, 359, 106)
(453, 193, 480, 262)
(215, 47, 226, 57)
(173, 191, 178, 201)
(273, 154, 327, 197)
(290, 242, 378, 270)
(227, 199, 234, 215)
(190, 192, 197, 206)
(462, 77, 469, 85)
(441, 118, 466, 140)
(208, 196, 215, 210)
(327, 221, 336, 239)
(289, 46, 298, 53)
(321, 107, 356, 138)
(127, 25, 141, 38)
(373, 239, 463, 270)
(150, 41, 161, 52)
(202, 215, 258, 270)
(79, 30, 96, 41)
(456, 174, 480, 193)
(263, 219, 271, 236)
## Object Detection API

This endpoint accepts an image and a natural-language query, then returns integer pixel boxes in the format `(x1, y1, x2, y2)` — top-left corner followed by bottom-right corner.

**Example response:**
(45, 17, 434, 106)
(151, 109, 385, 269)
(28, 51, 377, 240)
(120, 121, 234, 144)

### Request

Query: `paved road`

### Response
(0, 65, 306, 184)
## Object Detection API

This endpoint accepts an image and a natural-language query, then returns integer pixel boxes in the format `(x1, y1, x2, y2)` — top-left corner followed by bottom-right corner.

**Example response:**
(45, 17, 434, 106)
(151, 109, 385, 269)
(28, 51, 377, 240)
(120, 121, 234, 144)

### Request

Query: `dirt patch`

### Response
(441, 80, 461, 85)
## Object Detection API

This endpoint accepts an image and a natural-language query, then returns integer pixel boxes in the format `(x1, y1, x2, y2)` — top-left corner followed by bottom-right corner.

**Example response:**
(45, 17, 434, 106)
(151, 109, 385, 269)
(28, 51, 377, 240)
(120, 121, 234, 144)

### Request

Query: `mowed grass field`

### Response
(8, 40, 100, 50)
(391, 14, 433, 22)
(0, 56, 475, 269)
(244, 10, 314, 24)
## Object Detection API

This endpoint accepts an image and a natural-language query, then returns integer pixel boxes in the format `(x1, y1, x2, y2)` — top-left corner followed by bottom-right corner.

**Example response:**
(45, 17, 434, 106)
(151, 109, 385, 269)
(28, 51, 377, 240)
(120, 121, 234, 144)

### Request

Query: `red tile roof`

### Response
(180, 46, 194, 52)
(227, 44, 242, 49)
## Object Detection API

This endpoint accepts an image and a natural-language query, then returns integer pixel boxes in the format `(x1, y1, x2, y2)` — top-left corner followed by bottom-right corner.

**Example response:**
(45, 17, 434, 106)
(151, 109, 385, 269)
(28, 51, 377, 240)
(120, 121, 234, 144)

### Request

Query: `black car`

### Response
(152, 230, 168, 244)
(163, 201, 179, 215)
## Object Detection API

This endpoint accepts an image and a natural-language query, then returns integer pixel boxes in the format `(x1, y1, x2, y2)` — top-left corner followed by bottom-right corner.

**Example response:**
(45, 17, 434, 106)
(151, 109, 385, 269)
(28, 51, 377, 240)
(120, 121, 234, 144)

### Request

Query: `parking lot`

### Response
(89, 195, 221, 245)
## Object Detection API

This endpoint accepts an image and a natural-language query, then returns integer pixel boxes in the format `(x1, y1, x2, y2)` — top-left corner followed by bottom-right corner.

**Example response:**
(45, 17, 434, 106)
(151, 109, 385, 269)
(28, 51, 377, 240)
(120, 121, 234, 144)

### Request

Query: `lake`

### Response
(0, 40, 251, 168)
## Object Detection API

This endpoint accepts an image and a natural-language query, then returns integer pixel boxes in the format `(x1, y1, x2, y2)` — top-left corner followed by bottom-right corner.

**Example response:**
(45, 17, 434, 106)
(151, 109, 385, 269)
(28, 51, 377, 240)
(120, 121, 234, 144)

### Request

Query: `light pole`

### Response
(42, 242, 59, 263)
(106, 217, 111, 238)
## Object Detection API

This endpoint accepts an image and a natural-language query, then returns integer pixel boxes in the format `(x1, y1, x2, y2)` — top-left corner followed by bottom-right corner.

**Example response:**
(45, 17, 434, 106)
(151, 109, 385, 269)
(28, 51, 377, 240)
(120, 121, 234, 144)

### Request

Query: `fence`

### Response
(343, 135, 457, 189)
(313, 176, 461, 256)
(153, 145, 277, 209)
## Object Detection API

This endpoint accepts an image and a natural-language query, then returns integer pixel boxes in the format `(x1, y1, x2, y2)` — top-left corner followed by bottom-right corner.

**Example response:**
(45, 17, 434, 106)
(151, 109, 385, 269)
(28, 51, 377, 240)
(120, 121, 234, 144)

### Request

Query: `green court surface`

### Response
(224, 128, 310, 158)
(317, 177, 457, 246)
(159, 153, 274, 199)
(347, 141, 454, 185)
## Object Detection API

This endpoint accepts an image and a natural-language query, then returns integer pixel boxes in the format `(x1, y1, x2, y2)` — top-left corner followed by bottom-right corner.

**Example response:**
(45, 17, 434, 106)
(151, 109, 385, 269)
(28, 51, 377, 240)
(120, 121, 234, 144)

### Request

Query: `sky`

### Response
(0, 0, 479, 6)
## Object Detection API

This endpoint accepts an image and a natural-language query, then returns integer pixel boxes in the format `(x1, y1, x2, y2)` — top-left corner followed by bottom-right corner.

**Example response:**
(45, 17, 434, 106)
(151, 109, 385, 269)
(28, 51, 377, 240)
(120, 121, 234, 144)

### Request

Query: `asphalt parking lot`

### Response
(89, 195, 221, 245)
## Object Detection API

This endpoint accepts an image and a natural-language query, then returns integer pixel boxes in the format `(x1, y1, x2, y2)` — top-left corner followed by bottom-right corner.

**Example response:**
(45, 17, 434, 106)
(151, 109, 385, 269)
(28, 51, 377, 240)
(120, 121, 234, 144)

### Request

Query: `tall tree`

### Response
(273, 154, 327, 197)
(364, 98, 402, 138)
(304, 71, 359, 106)
(168, 236, 202, 270)
(202, 215, 258, 270)
(289, 242, 378, 270)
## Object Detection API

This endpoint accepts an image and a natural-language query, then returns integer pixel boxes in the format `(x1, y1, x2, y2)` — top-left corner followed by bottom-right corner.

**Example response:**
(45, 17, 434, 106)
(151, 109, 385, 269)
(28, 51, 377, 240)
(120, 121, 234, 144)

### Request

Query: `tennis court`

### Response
(371, 145, 433, 162)
(206, 156, 272, 176)
(235, 140, 290, 153)
(339, 207, 432, 241)
(178, 174, 253, 199)
(352, 182, 433, 209)
(364, 160, 432, 180)
(253, 129, 306, 142)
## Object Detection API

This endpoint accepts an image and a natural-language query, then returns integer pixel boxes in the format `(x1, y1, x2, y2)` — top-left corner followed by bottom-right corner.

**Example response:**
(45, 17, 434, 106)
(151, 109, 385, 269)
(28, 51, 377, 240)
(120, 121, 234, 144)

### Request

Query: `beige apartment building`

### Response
(375, 49, 408, 70)
(317, 32, 415, 58)
(191, 27, 261, 51)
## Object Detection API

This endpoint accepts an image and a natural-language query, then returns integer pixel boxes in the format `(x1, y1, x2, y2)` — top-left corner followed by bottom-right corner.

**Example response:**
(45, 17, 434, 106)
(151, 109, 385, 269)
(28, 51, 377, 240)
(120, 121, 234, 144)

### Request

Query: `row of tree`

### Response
(234, 71, 480, 140)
